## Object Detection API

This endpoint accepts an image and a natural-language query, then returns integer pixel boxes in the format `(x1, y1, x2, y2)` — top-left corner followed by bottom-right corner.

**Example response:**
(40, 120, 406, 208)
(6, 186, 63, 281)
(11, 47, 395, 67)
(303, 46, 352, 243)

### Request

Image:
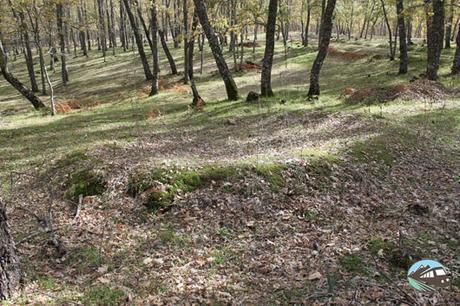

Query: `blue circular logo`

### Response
(407, 260, 450, 292)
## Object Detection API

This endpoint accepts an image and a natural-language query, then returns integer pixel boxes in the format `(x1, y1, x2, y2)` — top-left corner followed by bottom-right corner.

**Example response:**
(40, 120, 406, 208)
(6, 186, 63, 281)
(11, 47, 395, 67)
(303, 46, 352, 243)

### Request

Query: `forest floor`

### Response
(1, 37, 460, 305)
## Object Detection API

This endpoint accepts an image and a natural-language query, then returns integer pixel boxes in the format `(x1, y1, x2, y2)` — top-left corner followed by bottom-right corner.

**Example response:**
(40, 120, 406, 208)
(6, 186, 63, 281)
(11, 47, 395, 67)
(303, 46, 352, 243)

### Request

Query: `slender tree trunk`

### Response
(261, 0, 278, 97)
(135, 0, 153, 51)
(56, 3, 69, 84)
(307, 0, 336, 98)
(396, 0, 408, 74)
(183, 0, 189, 83)
(119, 0, 127, 51)
(83, 1, 91, 51)
(193, 0, 239, 101)
(187, 11, 198, 80)
(303, 0, 311, 46)
(452, 24, 460, 74)
(426, 0, 445, 80)
(159, 30, 178, 74)
(109, 0, 117, 48)
(122, 0, 153, 80)
(445, 0, 453, 48)
(78, 6, 88, 56)
(0, 197, 21, 301)
(27, 7, 47, 95)
(380, 0, 395, 60)
(97, 0, 107, 58)
(150, 0, 159, 96)
(0, 36, 45, 109)
(17, 11, 39, 92)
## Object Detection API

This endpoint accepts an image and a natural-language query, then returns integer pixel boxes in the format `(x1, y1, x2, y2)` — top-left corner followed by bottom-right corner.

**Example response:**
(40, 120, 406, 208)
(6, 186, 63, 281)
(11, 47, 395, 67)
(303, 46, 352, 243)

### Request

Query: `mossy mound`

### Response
(65, 168, 106, 201)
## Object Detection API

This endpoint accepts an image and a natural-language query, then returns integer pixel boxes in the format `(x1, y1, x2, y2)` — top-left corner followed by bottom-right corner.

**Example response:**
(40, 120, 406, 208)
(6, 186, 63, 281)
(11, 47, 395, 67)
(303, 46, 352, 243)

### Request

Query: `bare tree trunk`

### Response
(303, 0, 312, 46)
(27, 5, 47, 95)
(380, 0, 395, 60)
(150, 0, 159, 96)
(56, 3, 69, 84)
(187, 11, 198, 80)
(445, 0, 453, 48)
(159, 30, 178, 74)
(119, 0, 127, 51)
(183, 0, 189, 83)
(0, 197, 21, 301)
(0, 35, 45, 109)
(307, 0, 336, 98)
(78, 5, 88, 56)
(97, 0, 107, 58)
(426, 0, 444, 80)
(261, 0, 278, 97)
(122, 0, 153, 80)
(193, 0, 239, 101)
(396, 0, 408, 74)
(452, 24, 460, 74)
(16, 9, 39, 92)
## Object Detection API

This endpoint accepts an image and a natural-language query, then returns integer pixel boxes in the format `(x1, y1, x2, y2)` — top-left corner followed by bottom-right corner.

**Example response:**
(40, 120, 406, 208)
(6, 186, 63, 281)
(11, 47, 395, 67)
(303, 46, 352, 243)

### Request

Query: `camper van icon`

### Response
(408, 260, 451, 292)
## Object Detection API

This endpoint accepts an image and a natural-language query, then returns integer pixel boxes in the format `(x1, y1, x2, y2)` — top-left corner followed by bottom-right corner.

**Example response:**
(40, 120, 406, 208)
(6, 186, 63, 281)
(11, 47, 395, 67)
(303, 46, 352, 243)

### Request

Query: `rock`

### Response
(308, 271, 322, 281)
(226, 118, 237, 125)
(143, 257, 153, 265)
(97, 265, 109, 274)
(246, 91, 260, 103)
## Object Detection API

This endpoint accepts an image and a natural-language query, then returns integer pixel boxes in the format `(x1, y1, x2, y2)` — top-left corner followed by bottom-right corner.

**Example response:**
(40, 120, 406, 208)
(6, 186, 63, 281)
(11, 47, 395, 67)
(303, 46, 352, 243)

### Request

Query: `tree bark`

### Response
(159, 30, 178, 74)
(97, 0, 107, 58)
(193, 0, 239, 101)
(183, 0, 189, 83)
(303, 0, 312, 46)
(452, 24, 460, 74)
(426, 0, 445, 80)
(187, 11, 198, 80)
(380, 0, 395, 60)
(56, 3, 69, 84)
(445, 0, 453, 48)
(122, 0, 153, 80)
(150, 0, 159, 96)
(261, 0, 278, 97)
(0, 197, 21, 300)
(18, 11, 39, 92)
(396, 0, 408, 74)
(307, 0, 336, 98)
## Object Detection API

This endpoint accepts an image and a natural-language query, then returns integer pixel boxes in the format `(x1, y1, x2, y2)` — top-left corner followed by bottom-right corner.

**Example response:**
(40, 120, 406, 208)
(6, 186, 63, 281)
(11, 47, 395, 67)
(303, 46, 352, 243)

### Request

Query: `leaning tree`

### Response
(193, 0, 240, 101)
(0, 33, 45, 110)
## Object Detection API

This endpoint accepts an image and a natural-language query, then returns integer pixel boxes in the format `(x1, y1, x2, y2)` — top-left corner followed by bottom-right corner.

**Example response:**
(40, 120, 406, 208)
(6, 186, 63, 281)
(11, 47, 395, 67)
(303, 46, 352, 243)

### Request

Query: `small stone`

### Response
(226, 118, 237, 125)
(97, 265, 109, 274)
(308, 271, 322, 281)
(143, 257, 153, 265)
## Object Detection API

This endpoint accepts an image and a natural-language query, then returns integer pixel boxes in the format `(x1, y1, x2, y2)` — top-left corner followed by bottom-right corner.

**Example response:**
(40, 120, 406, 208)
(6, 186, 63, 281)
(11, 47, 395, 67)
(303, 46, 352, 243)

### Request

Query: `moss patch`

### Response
(339, 253, 368, 275)
(65, 168, 106, 201)
(81, 285, 125, 306)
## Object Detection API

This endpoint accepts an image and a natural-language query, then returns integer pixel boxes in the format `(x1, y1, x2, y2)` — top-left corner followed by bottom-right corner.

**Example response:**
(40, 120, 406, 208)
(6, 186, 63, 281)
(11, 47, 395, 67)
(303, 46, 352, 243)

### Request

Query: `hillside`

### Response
(1, 38, 460, 304)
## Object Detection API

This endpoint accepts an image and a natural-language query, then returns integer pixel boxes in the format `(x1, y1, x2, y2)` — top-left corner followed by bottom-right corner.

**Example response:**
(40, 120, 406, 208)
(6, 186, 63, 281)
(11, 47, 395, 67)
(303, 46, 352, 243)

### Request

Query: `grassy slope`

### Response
(0, 38, 459, 304)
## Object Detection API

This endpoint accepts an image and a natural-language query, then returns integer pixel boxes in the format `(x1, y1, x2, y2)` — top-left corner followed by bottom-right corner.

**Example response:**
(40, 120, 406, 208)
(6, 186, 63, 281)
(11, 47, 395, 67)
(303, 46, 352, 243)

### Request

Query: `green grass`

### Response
(81, 285, 126, 306)
(339, 253, 368, 275)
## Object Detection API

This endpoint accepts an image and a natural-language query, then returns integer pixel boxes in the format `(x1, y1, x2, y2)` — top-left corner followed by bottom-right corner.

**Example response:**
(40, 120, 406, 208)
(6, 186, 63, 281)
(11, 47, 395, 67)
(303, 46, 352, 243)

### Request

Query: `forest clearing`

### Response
(1, 0, 460, 304)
